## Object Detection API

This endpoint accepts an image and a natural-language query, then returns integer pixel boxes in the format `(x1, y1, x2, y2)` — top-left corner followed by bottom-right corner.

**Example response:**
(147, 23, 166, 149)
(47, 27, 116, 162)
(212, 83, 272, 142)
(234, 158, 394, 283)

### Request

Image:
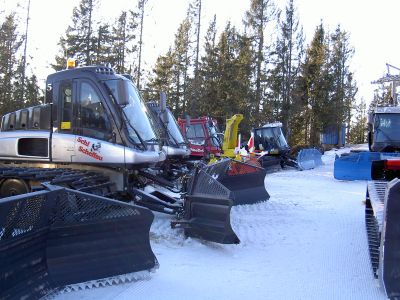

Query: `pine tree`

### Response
(328, 25, 357, 146)
(244, 0, 277, 126)
(213, 23, 238, 123)
(94, 24, 113, 65)
(169, 16, 192, 116)
(193, 19, 254, 132)
(24, 74, 43, 106)
(53, 0, 98, 69)
(0, 13, 24, 115)
(267, 0, 304, 137)
(232, 33, 254, 135)
(189, 0, 201, 78)
(369, 83, 392, 109)
(146, 49, 175, 108)
(343, 72, 358, 142)
(288, 73, 308, 145)
(109, 10, 139, 74)
(12, 61, 27, 108)
(296, 23, 329, 145)
(53, 0, 140, 74)
(348, 99, 366, 144)
(196, 16, 219, 116)
(146, 9, 193, 116)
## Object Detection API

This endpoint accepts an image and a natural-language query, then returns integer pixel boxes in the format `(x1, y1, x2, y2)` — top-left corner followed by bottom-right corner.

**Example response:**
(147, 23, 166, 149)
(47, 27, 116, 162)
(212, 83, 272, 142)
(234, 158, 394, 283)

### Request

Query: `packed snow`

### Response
(55, 148, 387, 300)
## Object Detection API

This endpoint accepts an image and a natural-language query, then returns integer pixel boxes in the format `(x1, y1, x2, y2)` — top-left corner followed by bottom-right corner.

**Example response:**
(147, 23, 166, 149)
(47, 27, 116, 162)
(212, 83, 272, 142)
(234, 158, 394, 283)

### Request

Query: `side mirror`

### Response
(368, 131, 372, 151)
(116, 80, 129, 106)
(367, 113, 373, 126)
(159, 91, 167, 111)
(159, 92, 169, 125)
(185, 114, 191, 128)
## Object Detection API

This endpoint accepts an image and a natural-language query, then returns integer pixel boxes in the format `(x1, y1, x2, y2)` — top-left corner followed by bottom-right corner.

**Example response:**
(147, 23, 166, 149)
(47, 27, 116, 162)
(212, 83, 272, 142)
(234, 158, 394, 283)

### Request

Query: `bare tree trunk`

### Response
(137, 0, 146, 89)
(86, 0, 93, 65)
(194, 0, 201, 78)
(21, 0, 31, 101)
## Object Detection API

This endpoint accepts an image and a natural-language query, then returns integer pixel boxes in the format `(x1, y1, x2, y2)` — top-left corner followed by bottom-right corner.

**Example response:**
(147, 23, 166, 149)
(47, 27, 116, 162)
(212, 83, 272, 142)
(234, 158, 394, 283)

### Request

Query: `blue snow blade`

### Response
(334, 152, 400, 180)
(297, 148, 323, 171)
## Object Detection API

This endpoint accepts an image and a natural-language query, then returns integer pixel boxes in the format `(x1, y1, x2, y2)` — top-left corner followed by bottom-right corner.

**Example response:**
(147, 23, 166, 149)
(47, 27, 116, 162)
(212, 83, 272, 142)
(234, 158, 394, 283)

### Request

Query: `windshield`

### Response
(374, 113, 400, 142)
(186, 123, 205, 145)
(254, 127, 288, 151)
(104, 79, 157, 144)
(166, 110, 186, 145)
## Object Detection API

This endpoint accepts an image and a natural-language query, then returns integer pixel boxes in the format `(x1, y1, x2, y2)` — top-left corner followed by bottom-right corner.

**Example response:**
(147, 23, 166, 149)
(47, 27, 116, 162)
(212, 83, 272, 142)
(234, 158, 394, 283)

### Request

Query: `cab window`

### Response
(78, 82, 112, 141)
(186, 123, 205, 145)
(60, 82, 72, 131)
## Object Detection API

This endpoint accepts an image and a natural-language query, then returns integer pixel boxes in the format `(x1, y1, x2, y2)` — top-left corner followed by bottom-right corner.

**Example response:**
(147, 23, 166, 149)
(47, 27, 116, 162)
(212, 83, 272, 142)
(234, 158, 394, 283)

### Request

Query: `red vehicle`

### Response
(178, 116, 222, 159)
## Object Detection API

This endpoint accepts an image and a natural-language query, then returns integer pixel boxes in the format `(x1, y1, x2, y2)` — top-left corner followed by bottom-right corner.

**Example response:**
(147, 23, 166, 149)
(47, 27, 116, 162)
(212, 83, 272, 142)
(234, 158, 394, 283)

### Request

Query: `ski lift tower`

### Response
(371, 63, 400, 105)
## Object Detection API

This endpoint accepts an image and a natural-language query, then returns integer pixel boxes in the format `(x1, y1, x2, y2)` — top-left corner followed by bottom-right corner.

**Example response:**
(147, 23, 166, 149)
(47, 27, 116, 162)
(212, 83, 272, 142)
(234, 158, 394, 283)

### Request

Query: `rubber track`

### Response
(365, 200, 380, 278)
(0, 167, 115, 197)
(47, 269, 156, 298)
(365, 181, 386, 278)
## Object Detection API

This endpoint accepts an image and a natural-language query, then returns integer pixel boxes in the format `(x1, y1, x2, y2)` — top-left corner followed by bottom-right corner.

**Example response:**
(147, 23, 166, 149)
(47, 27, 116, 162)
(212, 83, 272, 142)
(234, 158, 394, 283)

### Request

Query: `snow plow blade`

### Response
(202, 158, 269, 205)
(296, 148, 323, 170)
(0, 186, 156, 299)
(172, 165, 240, 244)
(366, 179, 400, 299)
(334, 152, 400, 180)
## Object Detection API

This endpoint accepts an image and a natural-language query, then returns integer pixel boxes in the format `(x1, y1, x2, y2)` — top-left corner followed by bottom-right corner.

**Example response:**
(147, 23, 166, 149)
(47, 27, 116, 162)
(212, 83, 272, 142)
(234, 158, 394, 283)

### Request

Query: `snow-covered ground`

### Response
(55, 149, 386, 300)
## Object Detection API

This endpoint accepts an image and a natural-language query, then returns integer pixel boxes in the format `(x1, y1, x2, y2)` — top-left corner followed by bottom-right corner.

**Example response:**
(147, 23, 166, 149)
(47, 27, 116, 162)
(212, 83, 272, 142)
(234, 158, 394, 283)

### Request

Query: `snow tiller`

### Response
(0, 63, 243, 297)
(334, 105, 400, 181)
(334, 152, 400, 180)
(200, 158, 269, 205)
(170, 158, 269, 243)
(250, 124, 323, 172)
(0, 186, 156, 299)
(171, 161, 241, 244)
(365, 159, 400, 298)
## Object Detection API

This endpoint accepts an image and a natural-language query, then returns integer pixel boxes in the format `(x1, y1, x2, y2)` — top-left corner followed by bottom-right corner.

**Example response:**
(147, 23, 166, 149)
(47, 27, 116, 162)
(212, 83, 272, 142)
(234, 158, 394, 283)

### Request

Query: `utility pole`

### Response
(22, 0, 31, 101)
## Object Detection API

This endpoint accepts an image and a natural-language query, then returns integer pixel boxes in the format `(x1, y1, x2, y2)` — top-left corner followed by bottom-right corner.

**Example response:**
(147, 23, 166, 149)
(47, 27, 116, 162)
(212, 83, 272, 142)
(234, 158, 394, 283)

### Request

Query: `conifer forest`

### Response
(0, 0, 394, 147)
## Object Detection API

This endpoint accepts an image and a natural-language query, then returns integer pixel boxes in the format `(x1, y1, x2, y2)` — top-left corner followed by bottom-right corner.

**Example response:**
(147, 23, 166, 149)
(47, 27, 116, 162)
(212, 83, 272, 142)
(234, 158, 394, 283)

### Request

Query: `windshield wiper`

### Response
(103, 82, 149, 150)
(126, 117, 147, 149)
(144, 137, 158, 143)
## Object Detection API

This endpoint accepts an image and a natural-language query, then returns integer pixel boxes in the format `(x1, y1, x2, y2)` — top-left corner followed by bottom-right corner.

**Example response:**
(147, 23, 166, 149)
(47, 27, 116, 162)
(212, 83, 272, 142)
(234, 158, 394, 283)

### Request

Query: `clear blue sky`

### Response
(3, 0, 400, 105)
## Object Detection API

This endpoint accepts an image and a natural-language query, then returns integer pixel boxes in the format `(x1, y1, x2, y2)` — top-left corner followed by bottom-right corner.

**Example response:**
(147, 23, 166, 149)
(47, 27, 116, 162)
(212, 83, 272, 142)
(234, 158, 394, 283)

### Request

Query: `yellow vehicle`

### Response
(215, 115, 322, 171)
(208, 114, 244, 162)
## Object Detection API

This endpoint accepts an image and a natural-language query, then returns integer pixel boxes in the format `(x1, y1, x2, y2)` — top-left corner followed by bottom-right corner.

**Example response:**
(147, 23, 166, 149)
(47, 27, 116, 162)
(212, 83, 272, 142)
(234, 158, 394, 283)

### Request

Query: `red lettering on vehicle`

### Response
(78, 146, 103, 161)
(77, 137, 90, 147)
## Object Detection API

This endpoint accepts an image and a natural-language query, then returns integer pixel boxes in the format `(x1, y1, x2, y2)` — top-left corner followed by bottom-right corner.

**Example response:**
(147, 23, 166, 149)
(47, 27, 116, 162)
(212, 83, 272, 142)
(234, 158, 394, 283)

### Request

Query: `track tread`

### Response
(0, 167, 116, 198)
